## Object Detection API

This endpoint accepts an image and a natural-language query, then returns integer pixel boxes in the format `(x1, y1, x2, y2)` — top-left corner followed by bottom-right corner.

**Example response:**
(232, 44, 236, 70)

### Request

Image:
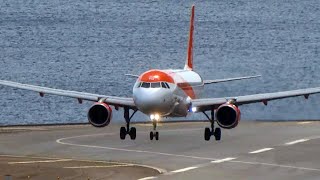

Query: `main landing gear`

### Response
(149, 118, 159, 140)
(120, 107, 138, 140)
(203, 110, 221, 141)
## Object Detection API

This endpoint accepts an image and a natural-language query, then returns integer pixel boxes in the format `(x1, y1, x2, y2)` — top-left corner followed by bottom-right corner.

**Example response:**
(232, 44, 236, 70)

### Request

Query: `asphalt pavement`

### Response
(1, 121, 320, 180)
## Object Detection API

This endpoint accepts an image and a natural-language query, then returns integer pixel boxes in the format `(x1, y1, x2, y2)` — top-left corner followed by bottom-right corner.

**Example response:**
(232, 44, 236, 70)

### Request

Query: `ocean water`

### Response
(0, 0, 319, 125)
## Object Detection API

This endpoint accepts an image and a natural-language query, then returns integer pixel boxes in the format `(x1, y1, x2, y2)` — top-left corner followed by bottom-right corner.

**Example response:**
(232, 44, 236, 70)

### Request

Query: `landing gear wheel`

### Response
(204, 127, 211, 141)
(120, 127, 126, 140)
(150, 131, 154, 140)
(214, 128, 221, 141)
(202, 110, 223, 141)
(129, 127, 136, 140)
(149, 118, 160, 141)
(155, 131, 159, 140)
(121, 108, 138, 140)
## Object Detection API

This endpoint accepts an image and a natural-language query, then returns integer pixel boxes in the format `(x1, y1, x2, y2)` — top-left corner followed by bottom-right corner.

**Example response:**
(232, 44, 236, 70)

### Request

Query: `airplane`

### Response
(1, 5, 320, 141)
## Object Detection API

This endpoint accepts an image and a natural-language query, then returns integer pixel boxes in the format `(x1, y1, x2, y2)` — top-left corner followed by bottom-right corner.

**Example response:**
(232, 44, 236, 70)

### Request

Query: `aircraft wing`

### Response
(203, 75, 261, 84)
(125, 74, 139, 78)
(0, 80, 136, 108)
(192, 87, 320, 111)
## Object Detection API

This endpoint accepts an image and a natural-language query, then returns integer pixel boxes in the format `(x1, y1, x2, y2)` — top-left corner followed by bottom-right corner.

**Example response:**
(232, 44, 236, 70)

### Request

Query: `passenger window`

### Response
(161, 82, 167, 88)
(151, 82, 161, 88)
(141, 82, 150, 88)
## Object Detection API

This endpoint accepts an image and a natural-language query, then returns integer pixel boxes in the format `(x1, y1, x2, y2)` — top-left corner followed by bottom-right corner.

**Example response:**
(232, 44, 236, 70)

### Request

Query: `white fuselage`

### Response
(133, 69, 203, 117)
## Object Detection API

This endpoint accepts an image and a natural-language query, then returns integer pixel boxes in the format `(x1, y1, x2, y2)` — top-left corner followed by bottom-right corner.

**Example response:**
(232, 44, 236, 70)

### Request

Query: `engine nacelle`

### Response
(216, 103, 241, 129)
(88, 103, 112, 127)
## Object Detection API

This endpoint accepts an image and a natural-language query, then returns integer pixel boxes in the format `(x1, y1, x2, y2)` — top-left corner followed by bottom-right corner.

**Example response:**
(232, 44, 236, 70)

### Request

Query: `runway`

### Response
(1, 121, 320, 180)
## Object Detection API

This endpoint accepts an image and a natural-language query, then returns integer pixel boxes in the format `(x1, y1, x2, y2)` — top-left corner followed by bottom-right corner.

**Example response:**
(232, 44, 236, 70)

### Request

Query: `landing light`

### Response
(150, 114, 161, 121)
(192, 107, 197, 112)
(154, 114, 160, 121)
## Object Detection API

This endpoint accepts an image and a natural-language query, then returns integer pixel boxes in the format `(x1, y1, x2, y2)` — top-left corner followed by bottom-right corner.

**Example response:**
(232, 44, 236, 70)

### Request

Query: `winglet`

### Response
(184, 5, 195, 71)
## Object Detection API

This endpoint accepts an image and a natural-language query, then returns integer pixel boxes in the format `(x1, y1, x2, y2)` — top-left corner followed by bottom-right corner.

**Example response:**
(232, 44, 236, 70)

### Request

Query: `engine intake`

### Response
(88, 103, 112, 127)
(216, 103, 240, 129)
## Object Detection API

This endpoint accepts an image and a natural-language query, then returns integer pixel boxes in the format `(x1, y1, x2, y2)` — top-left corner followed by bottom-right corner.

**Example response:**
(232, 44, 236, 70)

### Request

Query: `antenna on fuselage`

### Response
(184, 5, 195, 71)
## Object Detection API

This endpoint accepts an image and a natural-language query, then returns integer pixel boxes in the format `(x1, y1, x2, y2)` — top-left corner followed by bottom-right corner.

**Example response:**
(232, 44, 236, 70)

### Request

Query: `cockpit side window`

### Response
(141, 82, 150, 88)
(161, 82, 167, 88)
(165, 82, 170, 89)
(151, 82, 161, 88)
(135, 82, 142, 88)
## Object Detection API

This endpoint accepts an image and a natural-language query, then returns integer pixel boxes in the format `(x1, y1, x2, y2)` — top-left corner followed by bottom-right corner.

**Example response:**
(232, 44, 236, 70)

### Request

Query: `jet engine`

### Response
(88, 102, 112, 127)
(215, 103, 240, 129)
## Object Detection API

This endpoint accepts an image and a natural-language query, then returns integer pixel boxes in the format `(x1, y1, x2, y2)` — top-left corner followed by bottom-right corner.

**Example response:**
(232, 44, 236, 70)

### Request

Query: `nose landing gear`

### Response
(120, 107, 137, 140)
(150, 131, 159, 140)
(150, 115, 160, 140)
(203, 110, 221, 141)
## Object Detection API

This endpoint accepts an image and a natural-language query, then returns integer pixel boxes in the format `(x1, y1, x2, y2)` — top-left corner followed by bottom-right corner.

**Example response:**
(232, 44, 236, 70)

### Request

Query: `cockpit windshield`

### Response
(151, 82, 161, 88)
(141, 82, 150, 88)
(138, 82, 170, 89)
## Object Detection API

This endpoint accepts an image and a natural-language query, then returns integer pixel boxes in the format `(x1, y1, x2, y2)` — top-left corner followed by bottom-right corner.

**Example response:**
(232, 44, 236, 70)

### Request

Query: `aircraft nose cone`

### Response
(134, 89, 172, 115)
(142, 95, 162, 106)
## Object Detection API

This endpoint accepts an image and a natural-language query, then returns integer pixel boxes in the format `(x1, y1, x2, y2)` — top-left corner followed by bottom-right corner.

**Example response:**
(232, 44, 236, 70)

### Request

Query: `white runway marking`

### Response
(211, 157, 237, 163)
(57, 137, 217, 161)
(64, 164, 132, 169)
(138, 176, 157, 180)
(0, 127, 47, 130)
(56, 129, 219, 162)
(171, 166, 198, 173)
(137, 124, 163, 127)
(8, 159, 72, 164)
(0, 154, 165, 174)
(231, 160, 320, 172)
(297, 122, 312, 125)
(55, 130, 320, 178)
(0, 154, 64, 159)
(249, 148, 273, 154)
(285, 139, 310, 145)
(166, 157, 238, 176)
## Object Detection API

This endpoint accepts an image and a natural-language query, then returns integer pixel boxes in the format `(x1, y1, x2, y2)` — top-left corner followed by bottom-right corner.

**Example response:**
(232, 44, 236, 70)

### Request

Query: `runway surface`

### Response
(1, 121, 320, 180)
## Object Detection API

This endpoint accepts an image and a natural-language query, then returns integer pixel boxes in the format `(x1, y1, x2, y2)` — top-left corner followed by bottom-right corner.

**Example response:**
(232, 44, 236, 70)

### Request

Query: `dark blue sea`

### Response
(0, 0, 319, 125)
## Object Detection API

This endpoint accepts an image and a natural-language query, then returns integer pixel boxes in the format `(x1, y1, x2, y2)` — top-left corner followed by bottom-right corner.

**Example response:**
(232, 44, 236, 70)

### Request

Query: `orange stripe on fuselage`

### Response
(177, 82, 196, 99)
(169, 71, 196, 99)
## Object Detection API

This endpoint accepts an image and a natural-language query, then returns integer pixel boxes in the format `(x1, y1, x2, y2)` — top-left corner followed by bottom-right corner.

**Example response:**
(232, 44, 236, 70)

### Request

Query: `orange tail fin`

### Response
(184, 5, 195, 71)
